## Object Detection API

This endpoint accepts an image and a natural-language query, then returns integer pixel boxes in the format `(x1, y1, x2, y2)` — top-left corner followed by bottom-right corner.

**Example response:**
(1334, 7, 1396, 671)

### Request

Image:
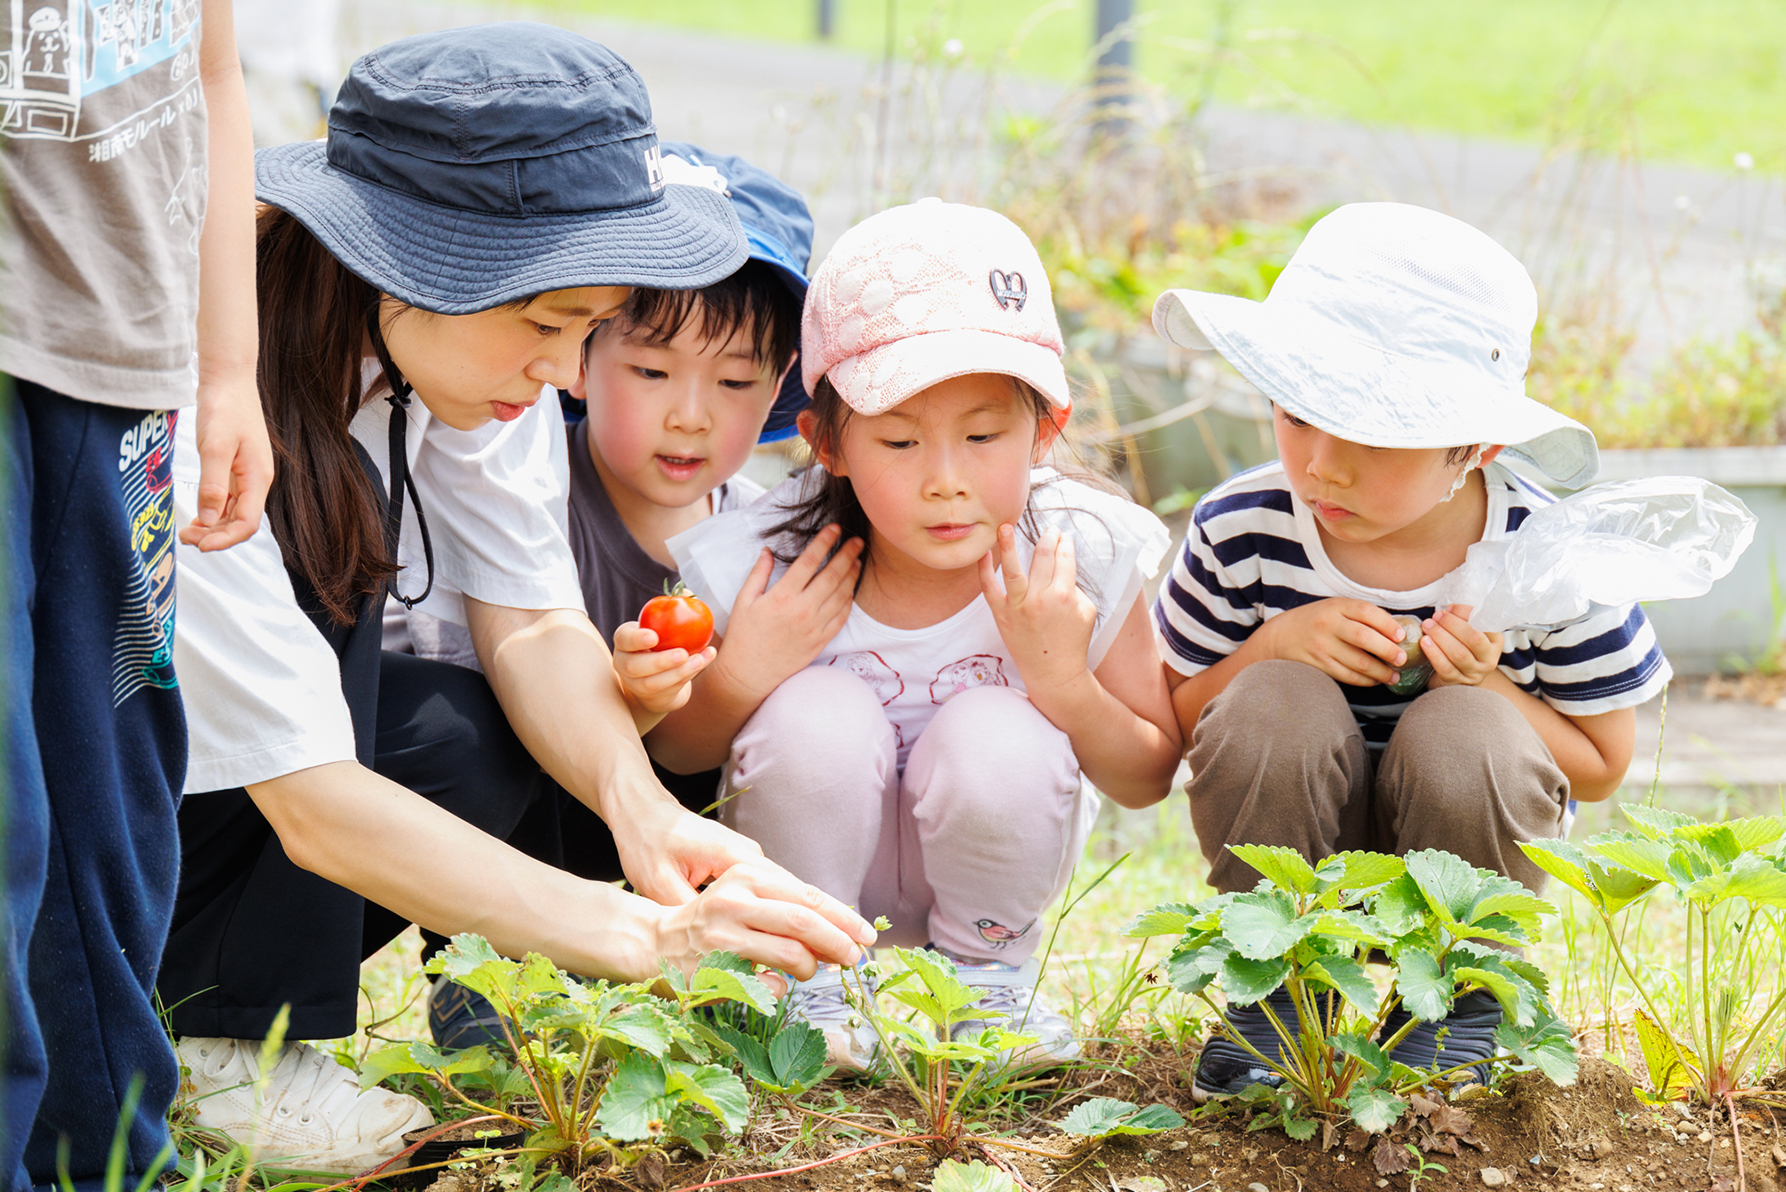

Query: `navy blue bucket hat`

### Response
(658, 141, 814, 443)
(255, 23, 748, 315)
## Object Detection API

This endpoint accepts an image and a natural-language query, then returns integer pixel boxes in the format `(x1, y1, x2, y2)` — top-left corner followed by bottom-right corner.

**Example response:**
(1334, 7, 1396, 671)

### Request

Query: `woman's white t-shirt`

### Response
(671, 467, 1170, 767)
(171, 383, 586, 794)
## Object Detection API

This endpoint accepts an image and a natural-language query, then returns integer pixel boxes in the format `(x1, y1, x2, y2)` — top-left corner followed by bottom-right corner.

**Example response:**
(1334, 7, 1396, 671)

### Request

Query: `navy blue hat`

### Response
(255, 24, 747, 315)
(659, 141, 813, 443)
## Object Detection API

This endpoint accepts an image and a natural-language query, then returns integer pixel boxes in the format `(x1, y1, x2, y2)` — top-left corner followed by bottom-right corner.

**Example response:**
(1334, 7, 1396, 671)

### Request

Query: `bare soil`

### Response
(418, 1044, 1786, 1192)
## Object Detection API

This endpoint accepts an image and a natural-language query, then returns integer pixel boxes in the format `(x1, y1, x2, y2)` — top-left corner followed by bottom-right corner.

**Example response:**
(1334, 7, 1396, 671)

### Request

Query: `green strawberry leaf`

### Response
(766, 1020, 829, 1093)
(1347, 1083, 1406, 1134)
(1371, 874, 1432, 937)
(1404, 851, 1481, 924)
(663, 1060, 749, 1133)
(1496, 1010, 1579, 1086)
(1219, 953, 1292, 1005)
(1057, 1098, 1186, 1137)
(1619, 805, 1694, 840)
(1221, 890, 1312, 960)
(1126, 902, 1200, 938)
(1394, 950, 1450, 1022)
(933, 1160, 1017, 1192)
(1229, 845, 1318, 895)
(1301, 955, 1380, 1013)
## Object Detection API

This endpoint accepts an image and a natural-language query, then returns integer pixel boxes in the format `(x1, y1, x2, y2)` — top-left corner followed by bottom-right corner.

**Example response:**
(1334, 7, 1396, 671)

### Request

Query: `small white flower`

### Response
(1674, 194, 1692, 211)
(942, 37, 963, 58)
(1735, 151, 1755, 171)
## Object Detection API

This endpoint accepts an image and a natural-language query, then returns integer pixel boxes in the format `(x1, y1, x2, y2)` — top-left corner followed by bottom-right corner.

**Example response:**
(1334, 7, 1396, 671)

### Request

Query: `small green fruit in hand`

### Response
(1385, 614, 1432, 696)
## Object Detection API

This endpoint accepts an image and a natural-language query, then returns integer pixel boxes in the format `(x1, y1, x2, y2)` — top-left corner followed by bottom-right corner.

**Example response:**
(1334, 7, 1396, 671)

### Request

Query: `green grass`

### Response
(541, 0, 1785, 173)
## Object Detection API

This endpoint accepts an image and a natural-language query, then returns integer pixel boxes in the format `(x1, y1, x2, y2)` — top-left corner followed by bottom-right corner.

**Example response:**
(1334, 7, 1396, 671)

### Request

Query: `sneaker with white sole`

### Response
(948, 957, 1080, 1067)
(176, 1036, 433, 1174)
(785, 962, 880, 1074)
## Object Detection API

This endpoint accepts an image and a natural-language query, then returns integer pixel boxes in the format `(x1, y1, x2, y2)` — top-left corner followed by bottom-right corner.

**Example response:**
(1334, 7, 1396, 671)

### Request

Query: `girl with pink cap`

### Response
(640, 199, 1183, 1068)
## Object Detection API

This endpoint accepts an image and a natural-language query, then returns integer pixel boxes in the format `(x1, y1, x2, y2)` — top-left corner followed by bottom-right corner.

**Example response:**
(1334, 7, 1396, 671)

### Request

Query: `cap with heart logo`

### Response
(801, 198, 1068, 416)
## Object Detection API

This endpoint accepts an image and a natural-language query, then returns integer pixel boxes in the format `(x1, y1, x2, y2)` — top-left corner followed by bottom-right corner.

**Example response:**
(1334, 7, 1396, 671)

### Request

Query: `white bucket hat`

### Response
(1152, 202, 1598, 488)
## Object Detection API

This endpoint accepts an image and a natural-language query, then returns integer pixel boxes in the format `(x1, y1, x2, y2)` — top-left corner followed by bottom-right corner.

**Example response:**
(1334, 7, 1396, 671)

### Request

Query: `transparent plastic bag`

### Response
(1440, 477, 1757, 634)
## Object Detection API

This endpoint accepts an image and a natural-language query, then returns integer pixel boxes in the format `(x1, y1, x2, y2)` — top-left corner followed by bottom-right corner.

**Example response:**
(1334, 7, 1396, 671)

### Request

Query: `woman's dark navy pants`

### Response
(158, 650, 544, 1042)
(2, 380, 186, 1192)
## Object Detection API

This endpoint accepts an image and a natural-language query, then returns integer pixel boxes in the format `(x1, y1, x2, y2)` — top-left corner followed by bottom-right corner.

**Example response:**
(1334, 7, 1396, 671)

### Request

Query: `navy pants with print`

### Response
(2, 380, 185, 1192)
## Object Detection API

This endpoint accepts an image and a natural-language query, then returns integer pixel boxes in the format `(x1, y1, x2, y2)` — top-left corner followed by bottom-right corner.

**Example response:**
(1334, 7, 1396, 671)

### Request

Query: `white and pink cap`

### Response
(801, 198, 1069, 416)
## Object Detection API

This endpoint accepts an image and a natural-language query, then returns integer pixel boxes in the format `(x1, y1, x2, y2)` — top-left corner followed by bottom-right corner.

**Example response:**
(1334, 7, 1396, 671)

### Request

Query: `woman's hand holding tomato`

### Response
(613, 587, 717, 717)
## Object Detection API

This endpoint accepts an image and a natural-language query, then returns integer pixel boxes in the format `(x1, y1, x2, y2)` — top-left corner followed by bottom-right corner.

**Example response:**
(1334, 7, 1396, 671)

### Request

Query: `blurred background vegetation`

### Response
(532, 0, 1785, 171)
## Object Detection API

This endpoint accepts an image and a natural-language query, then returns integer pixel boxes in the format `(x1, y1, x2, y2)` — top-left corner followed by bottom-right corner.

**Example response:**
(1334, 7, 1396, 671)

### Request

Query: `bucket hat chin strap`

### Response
(366, 306, 435, 610)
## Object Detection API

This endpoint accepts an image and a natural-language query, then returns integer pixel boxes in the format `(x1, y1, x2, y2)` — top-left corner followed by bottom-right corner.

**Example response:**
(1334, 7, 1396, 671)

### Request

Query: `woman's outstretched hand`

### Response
(650, 860, 877, 984)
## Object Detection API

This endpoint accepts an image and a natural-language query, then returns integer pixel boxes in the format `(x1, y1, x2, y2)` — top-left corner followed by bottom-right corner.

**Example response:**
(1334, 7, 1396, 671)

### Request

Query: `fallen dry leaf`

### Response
(1373, 1138, 1411, 1176)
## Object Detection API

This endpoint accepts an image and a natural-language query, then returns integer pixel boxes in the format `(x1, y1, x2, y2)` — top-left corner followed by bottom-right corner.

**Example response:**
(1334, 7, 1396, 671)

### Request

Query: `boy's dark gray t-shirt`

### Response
(402, 419, 764, 667)
(565, 418, 765, 642)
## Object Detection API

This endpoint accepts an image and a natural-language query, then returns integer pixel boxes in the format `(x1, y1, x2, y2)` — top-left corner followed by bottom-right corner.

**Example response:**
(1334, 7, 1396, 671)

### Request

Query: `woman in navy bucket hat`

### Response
(156, 24, 875, 1171)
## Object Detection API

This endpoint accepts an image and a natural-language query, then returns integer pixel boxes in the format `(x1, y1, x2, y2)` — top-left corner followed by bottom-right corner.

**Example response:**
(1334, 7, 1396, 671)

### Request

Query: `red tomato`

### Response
(639, 586, 714, 653)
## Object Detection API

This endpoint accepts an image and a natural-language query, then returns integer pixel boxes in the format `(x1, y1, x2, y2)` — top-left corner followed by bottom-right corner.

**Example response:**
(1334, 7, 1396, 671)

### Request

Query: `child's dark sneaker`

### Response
(429, 979, 513, 1051)
(1380, 989, 1502, 1088)
(1192, 988, 1298, 1103)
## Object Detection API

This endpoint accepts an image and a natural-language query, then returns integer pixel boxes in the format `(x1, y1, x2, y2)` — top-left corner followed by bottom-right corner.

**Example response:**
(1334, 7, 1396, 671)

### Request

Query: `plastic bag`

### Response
(1440, 476, 1757, 634)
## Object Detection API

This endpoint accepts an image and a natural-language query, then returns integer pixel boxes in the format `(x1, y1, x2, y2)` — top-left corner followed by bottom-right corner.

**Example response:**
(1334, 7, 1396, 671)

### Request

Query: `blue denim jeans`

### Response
(2, 379, 185, 1191)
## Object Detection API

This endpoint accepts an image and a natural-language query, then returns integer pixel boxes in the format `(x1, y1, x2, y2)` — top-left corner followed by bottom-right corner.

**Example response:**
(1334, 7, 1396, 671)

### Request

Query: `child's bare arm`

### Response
(981, 527, 1180, 808)
(1076, 597, 1182, 807)
(647, 528, 863, 773)
(183, 0, 274, 552)
(1421, 605, 1635, 801)
(1167, 597, 1410, 739)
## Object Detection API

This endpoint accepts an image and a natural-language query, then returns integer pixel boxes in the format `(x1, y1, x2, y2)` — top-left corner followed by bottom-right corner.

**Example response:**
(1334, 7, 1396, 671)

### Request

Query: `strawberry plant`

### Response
(1520, 808, 1786, 1126)
(1129, 846, 1577, 1141)
(843, 947, 1054, 1158)
(362, 935, 768, 1170)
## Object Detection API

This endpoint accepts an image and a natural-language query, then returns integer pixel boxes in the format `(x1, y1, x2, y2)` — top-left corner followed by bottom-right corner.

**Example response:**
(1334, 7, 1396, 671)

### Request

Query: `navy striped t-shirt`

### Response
(1152, 460, 1671, 751)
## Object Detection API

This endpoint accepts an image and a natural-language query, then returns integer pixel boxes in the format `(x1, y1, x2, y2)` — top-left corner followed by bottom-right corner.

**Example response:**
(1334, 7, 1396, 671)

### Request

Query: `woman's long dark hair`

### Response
(256, 206, 397, 625)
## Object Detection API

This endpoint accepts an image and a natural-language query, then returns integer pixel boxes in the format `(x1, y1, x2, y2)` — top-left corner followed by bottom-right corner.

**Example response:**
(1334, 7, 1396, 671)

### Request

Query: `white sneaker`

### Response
(786, 962, 880, 1074)
(176, 1036, 434, 1174)
(948, 957, 1081, 1067)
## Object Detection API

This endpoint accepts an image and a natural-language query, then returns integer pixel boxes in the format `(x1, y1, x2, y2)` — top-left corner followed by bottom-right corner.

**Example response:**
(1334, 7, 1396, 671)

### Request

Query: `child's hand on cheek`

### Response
(1421, 604, 1504, 688)
(612, 622, 718, 715)
(1258, 598, 1410, 687)
(979, 525, 1097, 694)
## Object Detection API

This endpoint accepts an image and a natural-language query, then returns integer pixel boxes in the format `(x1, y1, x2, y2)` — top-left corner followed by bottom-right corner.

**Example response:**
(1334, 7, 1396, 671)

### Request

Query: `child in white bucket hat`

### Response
(658, 199, 1182, 1068)
(1150, 202, 1671, 1099)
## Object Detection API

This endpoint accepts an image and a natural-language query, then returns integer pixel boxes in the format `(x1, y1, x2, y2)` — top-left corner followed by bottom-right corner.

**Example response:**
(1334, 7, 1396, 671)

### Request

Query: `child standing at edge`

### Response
(1, 0, 273, 1185)
(630, 200, 1182, 1069)
(1149, 203, 1669, 1100)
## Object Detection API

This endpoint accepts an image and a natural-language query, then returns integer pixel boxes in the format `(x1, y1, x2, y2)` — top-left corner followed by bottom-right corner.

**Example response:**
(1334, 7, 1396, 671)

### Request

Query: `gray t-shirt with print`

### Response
(0, 0, 208, 409)
(403, 418, 764, 668)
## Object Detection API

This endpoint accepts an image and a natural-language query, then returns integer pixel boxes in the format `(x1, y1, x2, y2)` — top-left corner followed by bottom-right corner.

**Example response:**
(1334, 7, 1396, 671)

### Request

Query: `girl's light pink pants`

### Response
(721, 666, 1098, 964)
